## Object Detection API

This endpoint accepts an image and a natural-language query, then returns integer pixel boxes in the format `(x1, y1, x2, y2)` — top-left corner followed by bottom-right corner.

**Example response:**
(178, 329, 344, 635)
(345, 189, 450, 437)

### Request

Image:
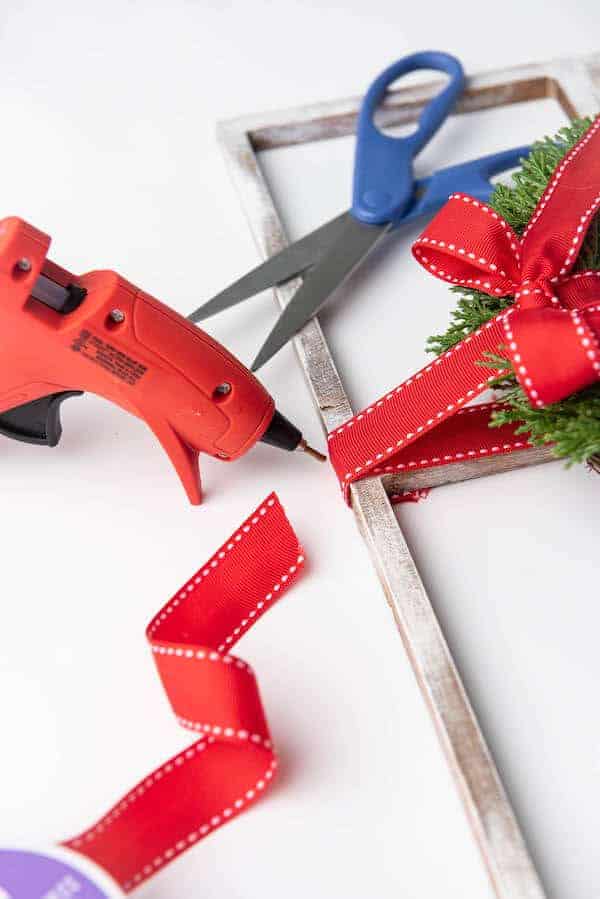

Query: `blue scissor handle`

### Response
(399, 144, 531, 226)
(352, 51, 465, 226)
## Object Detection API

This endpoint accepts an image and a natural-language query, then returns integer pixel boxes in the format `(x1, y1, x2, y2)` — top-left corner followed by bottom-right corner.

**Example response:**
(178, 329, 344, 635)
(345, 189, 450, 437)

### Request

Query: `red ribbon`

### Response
(330, 118, 600, 501)
(63, 493, 304, 892)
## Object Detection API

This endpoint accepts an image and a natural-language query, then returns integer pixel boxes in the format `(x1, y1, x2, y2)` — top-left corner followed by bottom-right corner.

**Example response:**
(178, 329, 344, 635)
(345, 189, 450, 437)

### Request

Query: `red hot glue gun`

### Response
(0, 217, 325, 503)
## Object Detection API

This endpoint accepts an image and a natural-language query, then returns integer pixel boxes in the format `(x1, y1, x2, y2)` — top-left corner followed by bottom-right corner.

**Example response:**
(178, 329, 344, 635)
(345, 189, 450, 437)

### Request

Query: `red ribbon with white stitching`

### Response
(63, 492, 304, 891)
(330, 117, 600, 502)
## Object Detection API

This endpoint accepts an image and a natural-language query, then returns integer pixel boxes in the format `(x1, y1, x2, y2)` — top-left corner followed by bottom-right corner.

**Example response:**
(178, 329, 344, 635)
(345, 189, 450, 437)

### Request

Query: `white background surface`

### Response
(0, 3, 598, 899)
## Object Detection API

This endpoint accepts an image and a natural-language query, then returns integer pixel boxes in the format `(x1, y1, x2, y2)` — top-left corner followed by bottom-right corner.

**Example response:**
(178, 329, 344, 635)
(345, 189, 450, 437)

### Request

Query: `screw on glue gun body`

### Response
(0, 216, 325, 504)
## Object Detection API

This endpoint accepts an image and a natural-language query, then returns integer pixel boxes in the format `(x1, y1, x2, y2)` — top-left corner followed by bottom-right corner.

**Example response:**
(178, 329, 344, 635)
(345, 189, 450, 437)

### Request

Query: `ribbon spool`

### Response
(0, 847, 123, 899)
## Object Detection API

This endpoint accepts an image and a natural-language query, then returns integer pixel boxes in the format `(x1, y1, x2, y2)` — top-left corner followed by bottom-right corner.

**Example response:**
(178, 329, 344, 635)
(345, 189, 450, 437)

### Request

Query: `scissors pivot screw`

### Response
(362, 189, 392, 209)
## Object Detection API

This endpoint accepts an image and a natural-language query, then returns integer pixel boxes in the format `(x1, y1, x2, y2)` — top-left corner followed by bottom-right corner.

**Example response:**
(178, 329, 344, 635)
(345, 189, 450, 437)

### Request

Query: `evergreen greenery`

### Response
(426, 118, 600, 467)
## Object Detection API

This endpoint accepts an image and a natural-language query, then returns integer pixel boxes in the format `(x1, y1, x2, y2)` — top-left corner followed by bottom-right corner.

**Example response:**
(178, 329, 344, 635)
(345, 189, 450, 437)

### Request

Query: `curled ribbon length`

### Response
(64, 493, 305, 892)
(330, 117, 600, 501)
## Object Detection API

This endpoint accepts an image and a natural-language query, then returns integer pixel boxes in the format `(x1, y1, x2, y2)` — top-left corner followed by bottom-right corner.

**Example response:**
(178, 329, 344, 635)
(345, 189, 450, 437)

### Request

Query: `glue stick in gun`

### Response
(0, 217, 325, 504)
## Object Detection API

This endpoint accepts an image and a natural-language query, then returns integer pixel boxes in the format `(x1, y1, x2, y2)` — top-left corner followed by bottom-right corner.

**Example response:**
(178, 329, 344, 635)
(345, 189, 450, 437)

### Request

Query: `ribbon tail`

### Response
(63, 493, 305, 892)
(520, 116, 600, 282)
(329, 313, 518, 501)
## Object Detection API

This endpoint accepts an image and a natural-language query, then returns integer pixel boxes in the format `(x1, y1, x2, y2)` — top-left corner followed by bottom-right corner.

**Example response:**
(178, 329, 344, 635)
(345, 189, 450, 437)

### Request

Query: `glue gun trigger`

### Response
(0, 391, 84, 447)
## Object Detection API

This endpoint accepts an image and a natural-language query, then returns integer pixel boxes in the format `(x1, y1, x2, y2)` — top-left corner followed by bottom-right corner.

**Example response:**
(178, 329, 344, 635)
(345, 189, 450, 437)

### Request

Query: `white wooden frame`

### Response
(217, 55, 600, 899)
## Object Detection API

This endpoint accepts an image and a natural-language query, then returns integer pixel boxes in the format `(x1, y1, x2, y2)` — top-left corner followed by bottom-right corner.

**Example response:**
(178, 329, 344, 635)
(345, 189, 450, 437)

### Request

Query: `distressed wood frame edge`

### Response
(216, 54, 600, 899)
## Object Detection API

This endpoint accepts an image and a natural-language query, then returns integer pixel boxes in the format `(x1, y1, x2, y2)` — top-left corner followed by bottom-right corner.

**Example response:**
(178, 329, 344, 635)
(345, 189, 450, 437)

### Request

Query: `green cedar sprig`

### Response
(426, 118, 600, 466)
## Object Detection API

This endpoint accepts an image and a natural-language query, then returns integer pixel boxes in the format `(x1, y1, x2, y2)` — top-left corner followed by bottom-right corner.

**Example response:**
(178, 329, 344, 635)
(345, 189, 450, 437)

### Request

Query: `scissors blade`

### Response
(251, 213, 390, 371)
(189, 212, 349, 323)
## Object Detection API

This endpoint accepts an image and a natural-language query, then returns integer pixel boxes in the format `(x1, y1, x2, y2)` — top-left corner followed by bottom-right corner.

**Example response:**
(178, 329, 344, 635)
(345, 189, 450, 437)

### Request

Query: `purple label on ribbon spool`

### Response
(0, 849, 119, 899)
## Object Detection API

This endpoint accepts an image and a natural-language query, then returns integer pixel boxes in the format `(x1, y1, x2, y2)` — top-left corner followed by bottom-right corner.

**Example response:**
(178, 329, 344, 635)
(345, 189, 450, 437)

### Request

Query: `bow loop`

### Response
(504, 306, 600, 406)
(555, 271, 600, 309)
(412, 192, 521, 296)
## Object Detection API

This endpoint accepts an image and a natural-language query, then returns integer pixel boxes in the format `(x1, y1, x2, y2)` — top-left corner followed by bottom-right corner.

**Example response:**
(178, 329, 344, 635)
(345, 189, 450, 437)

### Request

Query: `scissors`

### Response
(191, 51, 529, 371)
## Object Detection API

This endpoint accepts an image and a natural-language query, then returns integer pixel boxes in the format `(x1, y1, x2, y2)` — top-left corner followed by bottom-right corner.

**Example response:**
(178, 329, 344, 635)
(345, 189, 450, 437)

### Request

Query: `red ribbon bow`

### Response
(413, 119, 600, 406)
(329, 118, 600, 502)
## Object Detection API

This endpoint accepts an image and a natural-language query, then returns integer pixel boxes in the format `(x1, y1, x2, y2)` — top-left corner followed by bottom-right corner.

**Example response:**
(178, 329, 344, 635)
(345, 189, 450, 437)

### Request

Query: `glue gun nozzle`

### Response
(260, 409, 327, 462)
(298, 439, 327, 463)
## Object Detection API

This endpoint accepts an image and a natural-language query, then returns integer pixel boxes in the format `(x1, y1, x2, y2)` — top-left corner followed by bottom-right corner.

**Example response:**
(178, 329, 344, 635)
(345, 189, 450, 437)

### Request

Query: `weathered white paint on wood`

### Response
(217, 55, 600, 899)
